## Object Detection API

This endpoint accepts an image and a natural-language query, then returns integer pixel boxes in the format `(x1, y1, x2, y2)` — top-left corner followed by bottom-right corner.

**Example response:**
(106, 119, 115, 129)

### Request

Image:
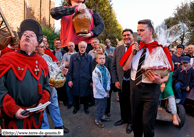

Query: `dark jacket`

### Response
(171, 54, 184, 71)
(172, 66, 194, 90)
(66, 52, 92, 97)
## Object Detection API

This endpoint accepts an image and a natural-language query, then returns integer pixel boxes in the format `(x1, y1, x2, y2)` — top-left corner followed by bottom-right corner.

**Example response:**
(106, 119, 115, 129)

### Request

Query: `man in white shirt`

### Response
(122, 19, 169, 137)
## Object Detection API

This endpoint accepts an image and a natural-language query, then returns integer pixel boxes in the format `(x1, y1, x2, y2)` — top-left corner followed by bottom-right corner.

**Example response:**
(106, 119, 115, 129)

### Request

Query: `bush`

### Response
(42, 27, 60, 50)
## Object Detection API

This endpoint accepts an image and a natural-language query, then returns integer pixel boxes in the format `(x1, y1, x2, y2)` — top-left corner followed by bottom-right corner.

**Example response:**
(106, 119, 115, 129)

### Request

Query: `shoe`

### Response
(84, 109, 90, 114)
(73, 108, 79, 114)
(114, 119, 127, 126)
(95, 120, 104, 128)
(67, 104, 73, 109)
(63, 102, 68, 106)
(106, 113, 111, 117)
(101, 117, 111, 122)
(88, 102, 95, 107)
(55, 125, 69, 133)
(126, 124, 133, 134)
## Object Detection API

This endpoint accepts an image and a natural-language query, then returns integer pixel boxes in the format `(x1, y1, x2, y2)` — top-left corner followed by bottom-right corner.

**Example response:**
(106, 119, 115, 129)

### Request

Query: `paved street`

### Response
(48, 92, 194, 137)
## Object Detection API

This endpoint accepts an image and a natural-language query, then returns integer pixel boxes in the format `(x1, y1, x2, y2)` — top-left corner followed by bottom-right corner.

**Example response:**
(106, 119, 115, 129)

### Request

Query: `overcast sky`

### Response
(54, 0, 186, 32)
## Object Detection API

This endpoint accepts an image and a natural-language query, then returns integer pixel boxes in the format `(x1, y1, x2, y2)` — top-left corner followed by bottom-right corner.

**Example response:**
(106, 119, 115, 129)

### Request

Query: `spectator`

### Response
(42, 35, 53, 51)
(169, 48, 175, 56)
(184, 46, 188, 55)
(185, 45, 194, 67)
(88, 38, 99, 60)
(172, 56, 194, 105)
(61, 42, 77, 68)
(88, 38, 100, 107)
(67, 41, 93, 114)
(92, 53, 111, 128)
(53, 38, 66, 64)
(105, 39, 115, 58)
(160, 71, 179, 126)
(52, 38, 68, 106)
(35, 42, 69, 133)
(171, 44, 184, 71)
(43, 35, 58, 63)
(61, 42, 77, 109)
(92, 43, 112, 117)
(112, 29, 134, 134)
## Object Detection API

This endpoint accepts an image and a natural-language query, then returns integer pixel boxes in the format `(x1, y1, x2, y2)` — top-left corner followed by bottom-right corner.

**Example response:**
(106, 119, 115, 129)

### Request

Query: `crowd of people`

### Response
(0, 0, 194, 137)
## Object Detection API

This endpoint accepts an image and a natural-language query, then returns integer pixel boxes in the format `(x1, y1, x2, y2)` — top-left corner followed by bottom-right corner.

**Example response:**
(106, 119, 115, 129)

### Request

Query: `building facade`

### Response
(0, 0, 55, 31)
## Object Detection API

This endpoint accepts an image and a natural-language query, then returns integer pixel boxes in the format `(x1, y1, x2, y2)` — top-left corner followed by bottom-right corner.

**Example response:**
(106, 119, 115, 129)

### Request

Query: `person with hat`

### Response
(0, 19, 50, 129)
(172, 56, 194, 105)
(171, 44, 185, 71)
(50, 0, 104, 53)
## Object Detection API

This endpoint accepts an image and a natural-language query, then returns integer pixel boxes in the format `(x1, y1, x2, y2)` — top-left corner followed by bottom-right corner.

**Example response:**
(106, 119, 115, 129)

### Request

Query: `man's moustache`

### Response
(22, 38, 32, 43)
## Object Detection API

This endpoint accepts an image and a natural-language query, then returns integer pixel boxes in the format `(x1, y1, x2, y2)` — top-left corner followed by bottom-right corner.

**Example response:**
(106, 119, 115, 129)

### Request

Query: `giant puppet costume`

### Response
(50, 0, 104, 52)
(0, 19, 50, 129)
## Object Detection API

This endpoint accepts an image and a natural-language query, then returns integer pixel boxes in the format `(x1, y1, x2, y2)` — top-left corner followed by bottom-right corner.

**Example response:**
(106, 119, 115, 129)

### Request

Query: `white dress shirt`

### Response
(131, 40, 153, 83)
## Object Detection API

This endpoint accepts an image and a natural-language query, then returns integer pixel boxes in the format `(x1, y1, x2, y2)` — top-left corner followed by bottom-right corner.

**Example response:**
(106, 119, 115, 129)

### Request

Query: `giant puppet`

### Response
(50, 0, 104, 53)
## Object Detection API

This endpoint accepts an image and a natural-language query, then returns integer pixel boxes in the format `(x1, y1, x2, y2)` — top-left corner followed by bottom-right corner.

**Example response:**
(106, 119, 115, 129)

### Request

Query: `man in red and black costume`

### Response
(0, 19, 50, 129)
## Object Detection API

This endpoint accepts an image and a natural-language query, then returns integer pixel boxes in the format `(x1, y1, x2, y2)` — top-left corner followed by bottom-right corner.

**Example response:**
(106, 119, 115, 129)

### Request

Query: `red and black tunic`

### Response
(0, 50, 50, 129)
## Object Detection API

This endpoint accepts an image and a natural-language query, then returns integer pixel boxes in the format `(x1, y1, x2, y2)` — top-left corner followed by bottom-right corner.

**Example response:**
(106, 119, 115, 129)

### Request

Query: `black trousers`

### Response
(56, 84, 68, 104)
(130, 80, 160, 137)
(73, 95, 89, 110)
(118, 80, 132, 124)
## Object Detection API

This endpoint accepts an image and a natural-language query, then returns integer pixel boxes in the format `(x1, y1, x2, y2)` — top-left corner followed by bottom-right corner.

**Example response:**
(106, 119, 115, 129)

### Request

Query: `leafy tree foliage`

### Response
(62, 0, 123, 47)
(42, 26, 60, 50)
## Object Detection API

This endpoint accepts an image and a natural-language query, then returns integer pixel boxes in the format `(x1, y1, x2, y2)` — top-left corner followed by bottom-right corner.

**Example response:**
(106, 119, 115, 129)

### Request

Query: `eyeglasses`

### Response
(39, 46, 45, 48)
(22, 33, 36, 38)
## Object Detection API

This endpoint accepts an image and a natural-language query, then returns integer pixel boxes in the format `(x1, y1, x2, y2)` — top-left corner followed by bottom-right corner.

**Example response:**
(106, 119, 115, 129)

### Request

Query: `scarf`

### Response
(119, 40, 174, 72)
